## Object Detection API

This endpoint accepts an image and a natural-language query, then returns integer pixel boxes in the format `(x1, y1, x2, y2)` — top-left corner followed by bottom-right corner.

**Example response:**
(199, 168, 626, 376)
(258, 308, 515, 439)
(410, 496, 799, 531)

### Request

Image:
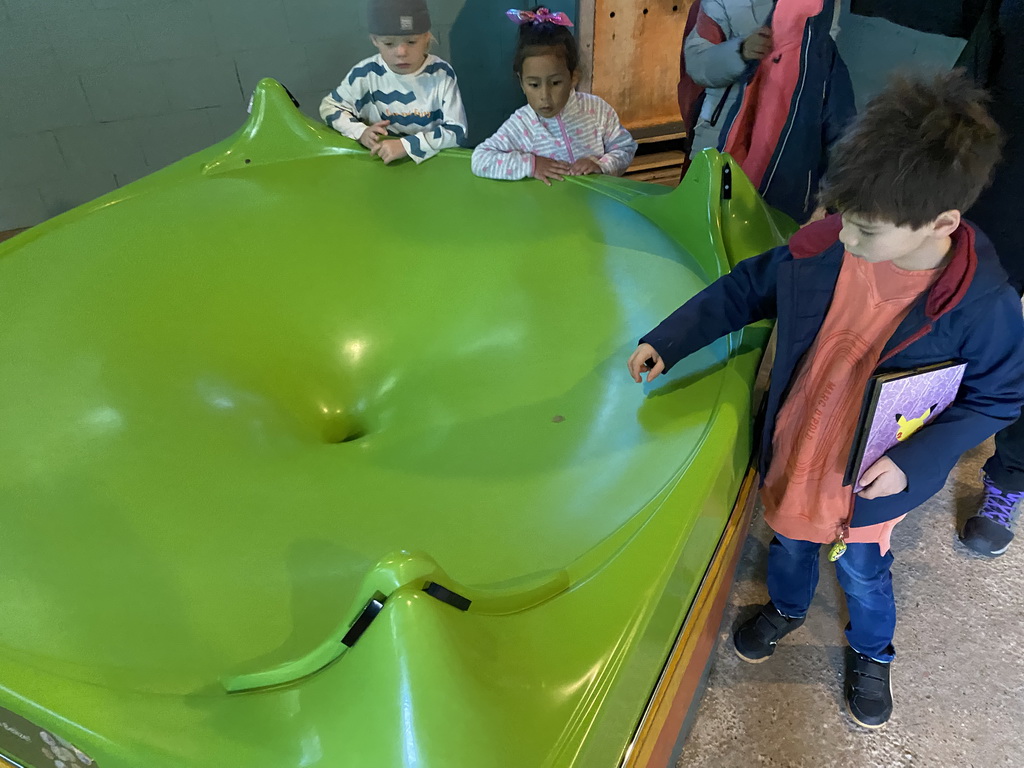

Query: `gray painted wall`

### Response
(0, 0, 527, 231)
(0, 0, 967, 231)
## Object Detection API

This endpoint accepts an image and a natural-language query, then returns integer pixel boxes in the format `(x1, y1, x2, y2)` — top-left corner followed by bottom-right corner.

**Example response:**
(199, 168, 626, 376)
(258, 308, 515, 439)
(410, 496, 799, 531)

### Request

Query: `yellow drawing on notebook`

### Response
(894, 405, 936, 442)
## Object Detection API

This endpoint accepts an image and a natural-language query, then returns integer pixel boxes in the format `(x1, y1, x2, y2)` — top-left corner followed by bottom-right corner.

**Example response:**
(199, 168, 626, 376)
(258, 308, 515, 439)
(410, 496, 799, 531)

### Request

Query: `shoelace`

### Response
(979, 477, 1024, 527)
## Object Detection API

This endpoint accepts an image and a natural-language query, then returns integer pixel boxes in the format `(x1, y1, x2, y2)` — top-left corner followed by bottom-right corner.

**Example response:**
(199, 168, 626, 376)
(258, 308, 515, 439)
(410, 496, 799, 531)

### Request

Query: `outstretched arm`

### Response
(638, 244, 788, 376)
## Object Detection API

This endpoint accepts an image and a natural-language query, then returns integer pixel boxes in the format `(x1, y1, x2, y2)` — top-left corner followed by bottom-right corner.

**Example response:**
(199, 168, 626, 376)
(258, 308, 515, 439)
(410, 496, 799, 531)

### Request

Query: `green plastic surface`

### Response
(0, 80, 793, 768)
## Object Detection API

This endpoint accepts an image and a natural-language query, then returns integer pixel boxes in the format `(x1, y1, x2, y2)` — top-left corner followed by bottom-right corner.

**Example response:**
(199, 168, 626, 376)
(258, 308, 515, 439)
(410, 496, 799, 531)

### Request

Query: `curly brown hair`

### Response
(819, 69, 1003, 228)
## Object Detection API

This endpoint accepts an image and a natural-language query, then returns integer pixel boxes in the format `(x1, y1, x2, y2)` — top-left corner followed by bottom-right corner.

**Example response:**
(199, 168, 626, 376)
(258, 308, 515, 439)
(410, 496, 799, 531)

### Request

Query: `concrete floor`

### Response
(677, 439, 1024, 767)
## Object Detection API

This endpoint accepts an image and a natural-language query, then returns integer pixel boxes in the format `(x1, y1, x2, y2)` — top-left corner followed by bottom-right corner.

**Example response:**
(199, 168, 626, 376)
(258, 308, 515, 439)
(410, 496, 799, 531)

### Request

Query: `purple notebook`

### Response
(844, 360, 967, 492)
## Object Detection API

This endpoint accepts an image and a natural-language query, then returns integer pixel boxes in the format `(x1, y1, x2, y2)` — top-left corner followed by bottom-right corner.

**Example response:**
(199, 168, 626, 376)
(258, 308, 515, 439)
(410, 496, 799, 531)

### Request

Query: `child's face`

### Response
(371, 33, 431, 74)
(839, 211, 960, 268)
(519, 52, 579, 119)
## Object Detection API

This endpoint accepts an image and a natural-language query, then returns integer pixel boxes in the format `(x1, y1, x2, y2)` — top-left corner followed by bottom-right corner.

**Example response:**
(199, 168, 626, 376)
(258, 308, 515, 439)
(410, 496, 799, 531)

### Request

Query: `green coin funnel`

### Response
(0, 79, 793, 768)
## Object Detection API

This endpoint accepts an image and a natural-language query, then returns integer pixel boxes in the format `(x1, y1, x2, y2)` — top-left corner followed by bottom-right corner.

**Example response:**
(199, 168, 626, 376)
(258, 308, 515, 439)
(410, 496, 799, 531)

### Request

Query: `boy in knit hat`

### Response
(320, 0, 468, 164)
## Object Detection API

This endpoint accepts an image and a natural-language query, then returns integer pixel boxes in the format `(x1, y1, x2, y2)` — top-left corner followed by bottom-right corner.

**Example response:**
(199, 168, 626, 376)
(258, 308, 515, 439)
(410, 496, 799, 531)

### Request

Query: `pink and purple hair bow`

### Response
(506, 7, 574, 27)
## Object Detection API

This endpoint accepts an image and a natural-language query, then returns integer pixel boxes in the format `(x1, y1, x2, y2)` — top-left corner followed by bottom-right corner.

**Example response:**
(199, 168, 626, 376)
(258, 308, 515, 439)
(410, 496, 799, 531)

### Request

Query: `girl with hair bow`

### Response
(472, 7, 637, 184)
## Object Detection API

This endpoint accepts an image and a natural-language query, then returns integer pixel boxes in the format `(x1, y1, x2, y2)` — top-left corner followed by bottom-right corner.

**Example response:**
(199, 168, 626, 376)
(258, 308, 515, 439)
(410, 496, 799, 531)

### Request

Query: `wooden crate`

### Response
(578, 1, 692, 185)
(620, 123, 685, 185)
(579, 0, 694, 132)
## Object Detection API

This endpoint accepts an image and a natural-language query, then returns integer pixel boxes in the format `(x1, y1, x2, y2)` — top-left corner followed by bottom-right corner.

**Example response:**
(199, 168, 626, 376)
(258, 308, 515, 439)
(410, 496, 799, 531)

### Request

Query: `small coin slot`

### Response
(341, 593, 386, 647)
(423, 582, 472, 612)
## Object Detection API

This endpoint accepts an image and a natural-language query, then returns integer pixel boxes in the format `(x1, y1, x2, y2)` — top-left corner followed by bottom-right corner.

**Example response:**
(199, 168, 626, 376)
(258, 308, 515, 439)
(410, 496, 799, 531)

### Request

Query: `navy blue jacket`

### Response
(642, 216, 1024, 527)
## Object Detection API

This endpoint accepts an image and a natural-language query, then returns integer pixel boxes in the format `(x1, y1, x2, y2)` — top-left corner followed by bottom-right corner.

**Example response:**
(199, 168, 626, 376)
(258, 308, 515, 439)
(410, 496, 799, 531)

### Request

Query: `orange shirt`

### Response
(761, 253, 942, 555)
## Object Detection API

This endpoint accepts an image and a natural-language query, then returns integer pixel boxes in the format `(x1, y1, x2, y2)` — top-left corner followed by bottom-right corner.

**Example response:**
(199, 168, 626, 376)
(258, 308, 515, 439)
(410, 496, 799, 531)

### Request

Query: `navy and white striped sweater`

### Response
(320, 53, 468, 163)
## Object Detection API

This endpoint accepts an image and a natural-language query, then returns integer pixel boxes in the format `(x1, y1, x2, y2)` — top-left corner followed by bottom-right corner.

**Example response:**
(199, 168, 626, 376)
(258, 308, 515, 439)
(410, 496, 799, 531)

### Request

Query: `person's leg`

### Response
(834, 542, 896, 660)
(766, 533, 821, 618)
(834, 542, 895, 728)
(985, 416, 1024, 492)
(963, 420, 1024, 556)
(964, 324, 1024, 556)
(734, 534, 819, 662)
(962, 174, 1024, 555)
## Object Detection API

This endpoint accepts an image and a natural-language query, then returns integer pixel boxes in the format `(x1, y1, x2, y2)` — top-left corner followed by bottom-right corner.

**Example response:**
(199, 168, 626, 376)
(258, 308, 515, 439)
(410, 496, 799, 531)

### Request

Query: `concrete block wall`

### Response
(0, 0, 526, 231)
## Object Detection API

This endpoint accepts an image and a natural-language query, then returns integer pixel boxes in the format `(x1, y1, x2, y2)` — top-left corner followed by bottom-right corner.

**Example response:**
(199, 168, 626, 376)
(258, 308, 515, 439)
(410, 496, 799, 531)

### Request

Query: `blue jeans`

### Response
(766, 533, 897, 662)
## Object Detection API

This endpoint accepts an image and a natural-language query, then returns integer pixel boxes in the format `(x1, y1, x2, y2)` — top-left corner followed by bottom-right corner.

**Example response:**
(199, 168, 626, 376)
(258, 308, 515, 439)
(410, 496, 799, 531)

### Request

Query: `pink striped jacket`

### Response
(471, 91, 637, 180)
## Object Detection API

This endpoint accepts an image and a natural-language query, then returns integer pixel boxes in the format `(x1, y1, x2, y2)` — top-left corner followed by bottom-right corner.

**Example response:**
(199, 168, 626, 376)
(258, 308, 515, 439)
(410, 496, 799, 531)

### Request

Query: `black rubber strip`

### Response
(423, 581, 472, 611)
(341, 593, 386, 647)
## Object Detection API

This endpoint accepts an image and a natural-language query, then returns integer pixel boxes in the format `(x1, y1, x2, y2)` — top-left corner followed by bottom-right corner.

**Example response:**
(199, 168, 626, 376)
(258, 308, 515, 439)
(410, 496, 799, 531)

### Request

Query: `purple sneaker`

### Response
(960, 473, 1024, 557)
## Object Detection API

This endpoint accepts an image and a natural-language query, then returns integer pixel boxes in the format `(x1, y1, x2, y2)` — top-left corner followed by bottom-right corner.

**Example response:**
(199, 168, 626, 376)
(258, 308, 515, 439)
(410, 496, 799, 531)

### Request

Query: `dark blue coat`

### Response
(717, 5, 856, 223)
(641, 216, 1024, 527)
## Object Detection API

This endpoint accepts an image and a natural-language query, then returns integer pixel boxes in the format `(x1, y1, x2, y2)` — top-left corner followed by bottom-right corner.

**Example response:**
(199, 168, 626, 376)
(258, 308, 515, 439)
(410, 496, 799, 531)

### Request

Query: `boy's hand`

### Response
(741, 27, 774, 61)
(569, 157, 602, 176)
(628, 343, 666, 383)
(359, 120, 390, 150)
(533, 155, 570, 185)
(857, 456, 908, 499)
(374, 139, 408, 164)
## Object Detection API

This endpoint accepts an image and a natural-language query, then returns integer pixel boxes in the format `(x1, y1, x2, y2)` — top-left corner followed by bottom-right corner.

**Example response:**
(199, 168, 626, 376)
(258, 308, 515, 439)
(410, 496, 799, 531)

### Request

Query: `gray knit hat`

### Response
(367, 0, 431, 35)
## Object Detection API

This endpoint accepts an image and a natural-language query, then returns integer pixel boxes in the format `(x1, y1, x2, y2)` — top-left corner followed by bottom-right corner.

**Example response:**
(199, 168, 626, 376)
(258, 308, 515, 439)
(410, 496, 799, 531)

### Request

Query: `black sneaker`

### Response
(733, 601, 805, 663)
(960, 473, 1022, 557)
(844, 647, 893, 728)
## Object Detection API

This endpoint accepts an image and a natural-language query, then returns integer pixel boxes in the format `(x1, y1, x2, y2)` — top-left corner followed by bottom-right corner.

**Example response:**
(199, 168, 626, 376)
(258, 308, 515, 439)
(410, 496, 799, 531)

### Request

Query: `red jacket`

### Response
(678, 1, 856, 222)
